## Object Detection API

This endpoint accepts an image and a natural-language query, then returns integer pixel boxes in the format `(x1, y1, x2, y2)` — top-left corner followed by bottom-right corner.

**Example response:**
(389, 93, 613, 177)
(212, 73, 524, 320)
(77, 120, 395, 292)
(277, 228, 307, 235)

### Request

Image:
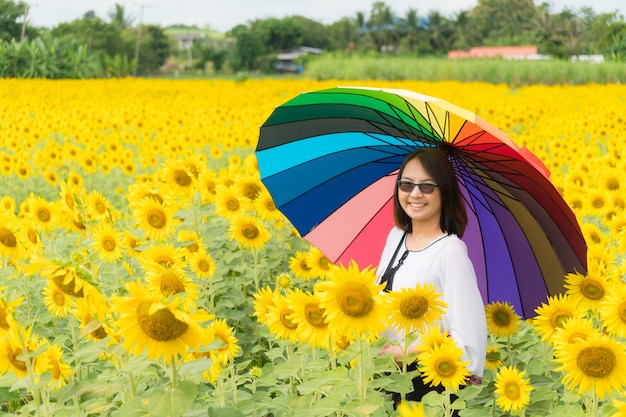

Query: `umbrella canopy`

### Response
(256, 86, 586, 319)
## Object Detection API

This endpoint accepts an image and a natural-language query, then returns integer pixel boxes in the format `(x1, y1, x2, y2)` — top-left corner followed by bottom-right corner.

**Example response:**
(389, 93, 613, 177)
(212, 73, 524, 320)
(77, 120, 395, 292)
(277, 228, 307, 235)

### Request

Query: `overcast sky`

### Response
(26, 0, 625, 33)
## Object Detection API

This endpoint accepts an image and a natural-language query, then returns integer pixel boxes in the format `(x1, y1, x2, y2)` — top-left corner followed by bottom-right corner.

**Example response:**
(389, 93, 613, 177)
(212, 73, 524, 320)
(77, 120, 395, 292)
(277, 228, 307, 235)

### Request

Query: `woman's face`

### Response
(398, 158, 442, 228)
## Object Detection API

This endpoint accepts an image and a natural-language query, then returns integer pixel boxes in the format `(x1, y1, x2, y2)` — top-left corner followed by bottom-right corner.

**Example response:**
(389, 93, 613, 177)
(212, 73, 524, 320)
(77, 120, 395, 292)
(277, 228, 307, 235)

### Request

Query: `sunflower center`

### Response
(435, 359, 456, 377)
(319, 257, 331, 270)
(300, 259, 312, 271)
(399, 295, 429, 320)
(0, 308, 9, 330)
(95, 200, 106, 214)
(242, 224, 260, 240)
(174, 169, 192, 187)
(279, 308, 298, 330)
(504, 382, 521, 400)
(137, 301, 188, 341)
(577, 346, 616, 378)
(568, 332, 588, 344)
(187, 242, 199, 253)
(581, 279, 605, 300)
(551, 312, 572, 329)
(8, 347, 28, 371)
(148, 193, 164, 204)
(37, 207, 51, 222)
(304, 303, 327, 328)
(0, 227, 17, 248)
(197, 259, 210, 272)
(158, 272, 185, 296)
(243, 183, 261, 200)
(102, 236, 116, 252)
(27, 229, 38, 245)
(265, 200, 276, 211)
(52, 290, 66, 306)
(147, 209, 167, 229)
(493, 309, 512, 327)
(91, 326, 108, 340)
(593, 198, 604, 208)
(52, 274, 84, 297)
(337, 282, 374, 318)
(226, 198, 239, 211)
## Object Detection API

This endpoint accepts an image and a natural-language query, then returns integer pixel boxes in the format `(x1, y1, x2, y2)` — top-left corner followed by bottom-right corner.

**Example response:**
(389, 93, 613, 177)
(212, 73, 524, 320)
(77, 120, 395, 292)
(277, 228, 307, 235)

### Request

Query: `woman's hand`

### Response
(377, 344, 404, 362)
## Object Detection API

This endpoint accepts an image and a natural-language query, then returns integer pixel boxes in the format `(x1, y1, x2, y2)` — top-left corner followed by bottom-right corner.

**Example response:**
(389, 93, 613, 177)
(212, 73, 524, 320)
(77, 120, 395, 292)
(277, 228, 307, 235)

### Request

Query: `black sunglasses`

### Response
(396, 180, 439, 194)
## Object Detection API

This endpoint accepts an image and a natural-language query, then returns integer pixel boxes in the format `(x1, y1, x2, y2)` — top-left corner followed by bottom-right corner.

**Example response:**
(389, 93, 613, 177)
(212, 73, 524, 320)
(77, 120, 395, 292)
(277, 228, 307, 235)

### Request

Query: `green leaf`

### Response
(111, 397, 150, 417)
(147, 381, 197, 417)
(207, 407, 246, 417)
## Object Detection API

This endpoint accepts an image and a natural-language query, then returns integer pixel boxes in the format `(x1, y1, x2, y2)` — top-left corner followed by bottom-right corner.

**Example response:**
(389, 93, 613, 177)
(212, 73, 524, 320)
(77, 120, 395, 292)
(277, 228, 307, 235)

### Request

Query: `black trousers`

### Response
(390, 363, 461, 416)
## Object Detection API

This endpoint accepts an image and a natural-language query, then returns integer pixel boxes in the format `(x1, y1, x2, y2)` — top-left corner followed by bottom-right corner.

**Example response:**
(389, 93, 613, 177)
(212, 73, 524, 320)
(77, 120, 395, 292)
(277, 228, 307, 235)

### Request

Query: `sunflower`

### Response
(92, 223, 124, 263)
(418, 341, 470, 392)
(484, 345, 503, 370)
(188, 250, 216, 280)
(533, 293, 587, 342)
(264, 291, 300, 343)
(27, 194, 58, 232)
(493, 365, 534, 412)
(253, 285, 279, 326)
(253, 188, 284, 221)
(214, 185, 247, 219)
(227, 214, 270, 250)
(132, 197, 177, 242)
(315, 260, 386, 339)
(612, 398, 626, 417)
(59, 180, 78, 212)
(0, 287, 23, 336)
(42, 343, 74, 390)
(139, 243, 185, 271)
(306, 247, 334, 279)
(42, 282, 76, 318)
(384, 284, 447, 334)
(236, 175, 262, 201)
(581, 223, 608, 249)
(289, 250, 316, 280)
(554, 333, 626, 399)
(111, 280, 211, 363)
(0, 195, 16, 215)
(84, 190, 112, 222)
(208, 319, 241, 364)
(415, 325, 452, 354)
(275, 272, 292, 289)
(397, 401, 426, 417)
(287, 289, 331, 349)
(123, 230, 143, 258)
(564, 270, 609, 311)
(0, 215, 24, 259)
(0, 325, 46, 377)
(484, 301, 521, 338)
(177, 229, 204, 255)
(198, 169, 219, 204)
(159, 159, 198, 201)
(552, 317, 599, 351)
(599, 281, 626, 338)
(145, 266, 200, 310)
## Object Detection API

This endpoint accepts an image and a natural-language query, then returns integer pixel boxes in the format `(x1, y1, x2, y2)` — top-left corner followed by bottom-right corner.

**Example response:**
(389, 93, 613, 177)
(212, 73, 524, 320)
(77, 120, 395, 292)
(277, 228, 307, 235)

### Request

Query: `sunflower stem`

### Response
(506, 336, 513, 366)
(357, 338, 367, 405)
(328, 335, 336, 370)
(170, 357, 179, 390)
(443, 388, 451, 417)
(16, 326, 42, 417)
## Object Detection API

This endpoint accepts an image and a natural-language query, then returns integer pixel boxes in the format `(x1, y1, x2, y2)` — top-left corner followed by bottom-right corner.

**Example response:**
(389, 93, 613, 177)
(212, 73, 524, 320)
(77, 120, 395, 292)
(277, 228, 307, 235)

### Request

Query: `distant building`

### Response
(274, 46, 323, 73)
(165, 28, 207, 51)
(448, 46, 549, 60)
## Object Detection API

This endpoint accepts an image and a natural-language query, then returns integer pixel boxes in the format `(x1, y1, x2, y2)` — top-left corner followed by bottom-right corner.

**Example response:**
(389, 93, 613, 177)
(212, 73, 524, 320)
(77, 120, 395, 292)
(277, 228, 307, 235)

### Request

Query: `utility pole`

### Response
(20, 2, 30, 41)
(133, 4, 146, 77)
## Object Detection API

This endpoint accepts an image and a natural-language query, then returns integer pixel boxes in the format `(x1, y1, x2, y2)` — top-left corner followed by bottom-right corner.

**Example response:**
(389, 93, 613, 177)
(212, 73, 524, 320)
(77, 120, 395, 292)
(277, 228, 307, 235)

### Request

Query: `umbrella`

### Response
(256, 86, 586, 319)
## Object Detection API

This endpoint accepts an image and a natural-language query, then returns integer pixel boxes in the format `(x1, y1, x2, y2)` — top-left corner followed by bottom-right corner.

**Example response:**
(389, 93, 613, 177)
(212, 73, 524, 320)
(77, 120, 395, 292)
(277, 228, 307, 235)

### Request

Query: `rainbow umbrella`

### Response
(256, 86, 586, 318)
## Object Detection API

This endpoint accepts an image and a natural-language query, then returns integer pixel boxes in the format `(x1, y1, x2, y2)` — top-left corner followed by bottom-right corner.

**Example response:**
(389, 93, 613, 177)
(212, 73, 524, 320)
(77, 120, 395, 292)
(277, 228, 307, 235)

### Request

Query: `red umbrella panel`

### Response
(256, 86, 586, 319)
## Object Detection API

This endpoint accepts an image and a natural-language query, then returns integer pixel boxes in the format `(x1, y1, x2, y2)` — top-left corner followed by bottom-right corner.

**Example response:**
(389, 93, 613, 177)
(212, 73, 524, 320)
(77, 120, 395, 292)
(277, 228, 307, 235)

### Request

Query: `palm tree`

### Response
(108, 3, 135, 30)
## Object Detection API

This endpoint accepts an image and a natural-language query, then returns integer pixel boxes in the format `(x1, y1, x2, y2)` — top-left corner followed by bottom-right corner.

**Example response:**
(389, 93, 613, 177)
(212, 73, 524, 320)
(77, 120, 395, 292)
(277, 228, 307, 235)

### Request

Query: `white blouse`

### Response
(376, 226, 487, 377)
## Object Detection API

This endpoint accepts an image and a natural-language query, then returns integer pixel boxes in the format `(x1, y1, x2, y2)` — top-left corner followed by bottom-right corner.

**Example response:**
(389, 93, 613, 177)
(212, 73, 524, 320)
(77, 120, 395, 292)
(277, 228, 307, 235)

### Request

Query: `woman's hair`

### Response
(393, 147, 468, 237)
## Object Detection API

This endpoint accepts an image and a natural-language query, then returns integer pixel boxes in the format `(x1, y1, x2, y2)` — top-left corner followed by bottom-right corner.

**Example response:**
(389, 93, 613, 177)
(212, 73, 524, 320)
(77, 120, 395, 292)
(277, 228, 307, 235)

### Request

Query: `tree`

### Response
(51, 15, 124, 56)
(230, 24, 265, 71)
(1, 0, 37, 42)
(108, 3, 135, 30)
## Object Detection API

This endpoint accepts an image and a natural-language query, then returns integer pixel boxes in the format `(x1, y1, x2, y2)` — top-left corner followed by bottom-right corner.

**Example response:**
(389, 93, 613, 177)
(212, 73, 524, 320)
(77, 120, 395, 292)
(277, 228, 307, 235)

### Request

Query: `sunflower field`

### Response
(1, 78, 626, 417)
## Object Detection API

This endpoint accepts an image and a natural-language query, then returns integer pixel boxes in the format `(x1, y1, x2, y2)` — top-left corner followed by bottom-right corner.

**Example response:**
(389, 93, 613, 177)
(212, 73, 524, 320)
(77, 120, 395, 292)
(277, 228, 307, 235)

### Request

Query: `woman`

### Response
(376, 147, 487, 404)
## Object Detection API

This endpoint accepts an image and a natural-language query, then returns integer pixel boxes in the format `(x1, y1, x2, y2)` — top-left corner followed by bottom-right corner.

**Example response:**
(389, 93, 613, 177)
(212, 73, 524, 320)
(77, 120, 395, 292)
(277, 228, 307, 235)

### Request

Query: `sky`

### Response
(26, 0, 625, 33)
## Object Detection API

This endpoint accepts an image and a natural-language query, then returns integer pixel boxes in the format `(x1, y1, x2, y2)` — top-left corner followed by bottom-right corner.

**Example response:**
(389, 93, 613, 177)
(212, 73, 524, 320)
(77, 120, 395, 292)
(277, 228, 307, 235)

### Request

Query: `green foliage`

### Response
(0, 36, 101, 78)
(303, 53, 626, 85)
